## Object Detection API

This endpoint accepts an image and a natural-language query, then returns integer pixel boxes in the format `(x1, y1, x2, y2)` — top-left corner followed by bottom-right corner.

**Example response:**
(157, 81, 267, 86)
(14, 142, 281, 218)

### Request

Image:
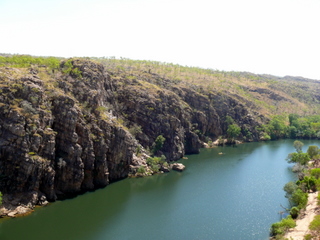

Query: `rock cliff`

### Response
(0, 58, 265, 215)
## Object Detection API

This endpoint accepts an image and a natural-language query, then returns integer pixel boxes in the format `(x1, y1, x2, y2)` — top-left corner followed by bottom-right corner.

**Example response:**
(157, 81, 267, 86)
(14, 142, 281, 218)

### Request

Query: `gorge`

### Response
(0, 55, 320, 236)
(2, 140, 318, 240)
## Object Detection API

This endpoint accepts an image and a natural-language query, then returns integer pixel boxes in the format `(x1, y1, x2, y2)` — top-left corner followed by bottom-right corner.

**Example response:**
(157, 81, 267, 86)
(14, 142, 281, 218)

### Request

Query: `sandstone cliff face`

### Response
(0, 59, 264, 214)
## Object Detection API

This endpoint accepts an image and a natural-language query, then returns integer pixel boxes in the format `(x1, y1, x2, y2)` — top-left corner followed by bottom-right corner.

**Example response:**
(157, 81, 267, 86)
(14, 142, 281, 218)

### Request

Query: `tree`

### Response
(227, 124, 241, 140)
(152, 135, 166, 155)
(286, 152, 310, 165)
(283, 181, 298, 198)
(289, 114, 299, 126)
(288, 126, 297, 138)
(225, 115, 234, 126)
(307, 145, 320, 159)
(290, 189, 308, 209)
(293, 140, 304, 153)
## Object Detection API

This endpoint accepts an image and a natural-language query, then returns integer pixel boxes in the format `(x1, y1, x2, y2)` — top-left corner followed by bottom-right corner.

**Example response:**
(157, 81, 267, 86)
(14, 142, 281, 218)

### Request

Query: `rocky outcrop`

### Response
(171, 163, 186, 172)
(0, 58, 265, 216)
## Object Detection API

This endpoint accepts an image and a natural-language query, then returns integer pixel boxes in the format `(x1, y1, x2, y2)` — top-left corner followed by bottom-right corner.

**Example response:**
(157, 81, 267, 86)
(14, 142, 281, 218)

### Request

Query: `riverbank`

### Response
(284, 192, 320, 239)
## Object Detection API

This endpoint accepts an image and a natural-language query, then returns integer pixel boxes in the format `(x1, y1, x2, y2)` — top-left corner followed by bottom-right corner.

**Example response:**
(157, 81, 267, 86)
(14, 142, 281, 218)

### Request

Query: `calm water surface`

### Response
(1, 140, 319, 240)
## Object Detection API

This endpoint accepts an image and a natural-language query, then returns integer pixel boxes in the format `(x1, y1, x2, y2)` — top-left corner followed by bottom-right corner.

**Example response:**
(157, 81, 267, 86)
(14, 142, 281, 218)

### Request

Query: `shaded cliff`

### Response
(0, 56, 316, 214)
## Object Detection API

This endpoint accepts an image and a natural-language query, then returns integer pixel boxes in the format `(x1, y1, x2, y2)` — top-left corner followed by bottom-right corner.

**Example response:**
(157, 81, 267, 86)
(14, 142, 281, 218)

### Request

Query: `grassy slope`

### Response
(1, 54, 319, 117)
(94, 57, 320, 116)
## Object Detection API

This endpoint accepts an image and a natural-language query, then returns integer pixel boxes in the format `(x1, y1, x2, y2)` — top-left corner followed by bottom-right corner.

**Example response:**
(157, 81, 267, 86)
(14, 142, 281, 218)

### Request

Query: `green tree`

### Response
(268, 115, 287, 139)
(287, 152, 310, 165)
(290, 189, 308, 209)
(225, 115, 234, 126)
(289, 114, 299, 126)
(288, 126, 297, 138)
(307, 145, 320, 159)
(310, 168, 320, 179)
(227, 124, 241, 140)
(152, 135, 166, 155)
(283, 181, 298, 198)
(296, 176, 317, 192)
(293, 140, 304, 153)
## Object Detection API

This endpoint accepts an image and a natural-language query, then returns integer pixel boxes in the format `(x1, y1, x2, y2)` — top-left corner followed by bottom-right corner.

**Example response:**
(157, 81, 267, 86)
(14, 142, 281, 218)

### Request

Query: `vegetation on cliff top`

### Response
(1, 54, 320, 117)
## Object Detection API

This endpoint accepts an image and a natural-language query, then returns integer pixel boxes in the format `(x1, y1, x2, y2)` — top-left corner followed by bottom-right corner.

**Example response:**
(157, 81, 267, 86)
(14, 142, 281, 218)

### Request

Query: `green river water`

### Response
(0, 139, 319, 240)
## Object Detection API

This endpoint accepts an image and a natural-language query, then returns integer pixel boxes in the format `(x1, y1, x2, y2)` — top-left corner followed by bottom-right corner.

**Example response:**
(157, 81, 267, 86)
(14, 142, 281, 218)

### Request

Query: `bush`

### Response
(307, 145, 320, 159)
(309, 215, 320, 233)
(284, 181, 298, 197)
(152, 135, 166, 155)
(137, 166, 146, 174)
(304, 234, 313, 240)
(290, 207, 299, 218)
(270, 216, 296, 236)
(287, 152, 310, 165)
(291, 189, 308, 210)
(311, 168, 320, 179)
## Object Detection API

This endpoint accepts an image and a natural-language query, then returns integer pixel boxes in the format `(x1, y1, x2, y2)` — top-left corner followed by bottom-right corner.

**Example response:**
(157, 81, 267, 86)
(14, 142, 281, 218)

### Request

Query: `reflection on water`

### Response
(0, 140, 318, 240)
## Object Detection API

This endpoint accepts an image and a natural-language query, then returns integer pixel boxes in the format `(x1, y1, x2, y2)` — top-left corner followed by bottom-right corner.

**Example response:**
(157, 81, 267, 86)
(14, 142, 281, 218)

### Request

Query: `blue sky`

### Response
(1, 0, 320, 80)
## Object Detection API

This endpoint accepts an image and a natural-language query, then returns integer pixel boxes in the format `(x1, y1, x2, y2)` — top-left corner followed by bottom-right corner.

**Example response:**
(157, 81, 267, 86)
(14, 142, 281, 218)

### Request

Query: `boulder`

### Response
(171, 163, 186, 172)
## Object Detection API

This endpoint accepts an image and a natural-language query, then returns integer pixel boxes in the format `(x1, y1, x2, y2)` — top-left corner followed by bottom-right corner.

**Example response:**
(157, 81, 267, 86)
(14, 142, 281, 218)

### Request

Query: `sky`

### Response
(0, 0, 320, 80)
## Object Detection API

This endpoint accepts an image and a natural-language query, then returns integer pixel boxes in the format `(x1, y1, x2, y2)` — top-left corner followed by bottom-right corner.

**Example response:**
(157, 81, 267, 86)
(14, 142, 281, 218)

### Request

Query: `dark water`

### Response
(0, 140, 319, 240)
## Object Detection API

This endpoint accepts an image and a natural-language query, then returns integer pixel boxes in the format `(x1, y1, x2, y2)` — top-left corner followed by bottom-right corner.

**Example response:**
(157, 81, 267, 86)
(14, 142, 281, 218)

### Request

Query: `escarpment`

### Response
(0, 58, 265, 213)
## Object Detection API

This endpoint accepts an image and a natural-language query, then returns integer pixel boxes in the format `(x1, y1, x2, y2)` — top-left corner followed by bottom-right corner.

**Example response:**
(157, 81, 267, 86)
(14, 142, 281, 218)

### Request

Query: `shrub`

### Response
(293, 140, 304, 153)
(290, 207, 299, 218)
(137, 166, 146, 174)
(309, 215, 320, 233)
(291, 189, 308, 210)
(307, 145, 320, 159)
(270, 216, 296, 236)
(304, 234, 313, 240)
(284, 181, 298, 198)
(311, 168, 320, 179)
(152, 135, 166, 154)
(287, 152, 310, 165)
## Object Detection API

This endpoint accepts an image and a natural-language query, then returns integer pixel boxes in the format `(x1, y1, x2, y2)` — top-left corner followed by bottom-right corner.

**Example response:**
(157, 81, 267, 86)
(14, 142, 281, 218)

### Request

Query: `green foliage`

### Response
(290, 189, 308, 209)
(146, 157, 161, 173)
(225, 115, 234, 126)
(137, 165, 146, 174)
(261, 132, 271, 141)
(62, 60, 82, 78)
(152, 135, 166, 155)
(309, 215, 320, 233)
(293, 140, 304, 153)
(290, 206, 299, 219)
(260, 115, 320, 140)
(267, 115, 287, 139)
(310, 168, 320, 179)
(307, 145, 320, 159)
(0, 191, 2, 205)
(289, 114, 299, 126)
(287, 152, 310, 165)
(0, 55, 60, 69)
(227, 124, 241, 139)
(297, 176, 317, 192)
(270, 216, 296, 237)
(304, 234, 313, 240)
(284, 181, 298, 198)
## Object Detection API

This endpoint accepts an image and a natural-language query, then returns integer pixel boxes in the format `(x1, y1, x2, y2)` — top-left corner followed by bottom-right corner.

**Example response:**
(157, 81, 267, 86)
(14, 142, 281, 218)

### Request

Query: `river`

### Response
(0, 139, 319, 240)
